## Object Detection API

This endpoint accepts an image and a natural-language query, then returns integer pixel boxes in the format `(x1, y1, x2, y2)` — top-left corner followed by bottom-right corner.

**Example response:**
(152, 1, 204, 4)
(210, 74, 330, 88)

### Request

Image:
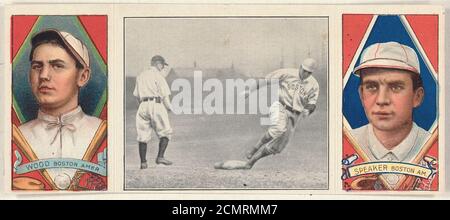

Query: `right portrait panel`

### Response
(342, 14, 440, 191)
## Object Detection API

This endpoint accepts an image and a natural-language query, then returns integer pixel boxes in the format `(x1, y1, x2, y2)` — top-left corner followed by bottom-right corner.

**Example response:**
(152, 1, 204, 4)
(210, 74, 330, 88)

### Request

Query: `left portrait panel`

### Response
(11, 15, 108, 191)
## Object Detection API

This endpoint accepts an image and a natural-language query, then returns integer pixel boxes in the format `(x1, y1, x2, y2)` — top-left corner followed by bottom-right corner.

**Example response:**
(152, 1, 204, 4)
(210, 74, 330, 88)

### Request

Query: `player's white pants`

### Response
(265, 101, 299, 154)
(136, 100, 172, 143)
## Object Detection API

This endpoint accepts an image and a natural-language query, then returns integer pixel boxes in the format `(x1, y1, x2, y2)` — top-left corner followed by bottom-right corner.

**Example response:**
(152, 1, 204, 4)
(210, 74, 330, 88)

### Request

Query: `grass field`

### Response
(124, 74, 329, 189)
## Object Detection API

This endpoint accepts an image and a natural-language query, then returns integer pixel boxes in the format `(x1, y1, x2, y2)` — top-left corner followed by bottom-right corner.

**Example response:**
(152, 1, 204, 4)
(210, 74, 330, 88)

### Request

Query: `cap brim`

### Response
(152, 60, 168, 66)
(31, 29, 88, 68)
(301, 65, 313, 73)
(354, 59, 419, 76)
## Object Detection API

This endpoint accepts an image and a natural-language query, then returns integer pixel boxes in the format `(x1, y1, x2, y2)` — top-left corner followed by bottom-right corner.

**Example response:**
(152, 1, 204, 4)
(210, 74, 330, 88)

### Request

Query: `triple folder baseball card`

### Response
(0, 2, 446, 198)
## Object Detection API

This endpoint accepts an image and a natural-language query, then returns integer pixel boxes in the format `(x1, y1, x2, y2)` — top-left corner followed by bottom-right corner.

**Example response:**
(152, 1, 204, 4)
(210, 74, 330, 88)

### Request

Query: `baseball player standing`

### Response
(226, 58, 320, 169)
(134, 55, 173, 169)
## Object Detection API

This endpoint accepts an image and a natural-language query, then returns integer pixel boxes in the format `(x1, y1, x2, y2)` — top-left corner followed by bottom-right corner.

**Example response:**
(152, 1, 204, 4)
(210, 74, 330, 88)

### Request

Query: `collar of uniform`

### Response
(37, 106, 84, 126)
(367, 123, 419, 161)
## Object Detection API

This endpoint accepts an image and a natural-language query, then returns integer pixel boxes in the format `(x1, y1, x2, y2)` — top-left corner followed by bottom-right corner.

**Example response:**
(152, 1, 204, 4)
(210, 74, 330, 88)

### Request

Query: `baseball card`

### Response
(341, 11, 445, 191)
(3, 5, 112, 192)
(0, 2, 447, 199)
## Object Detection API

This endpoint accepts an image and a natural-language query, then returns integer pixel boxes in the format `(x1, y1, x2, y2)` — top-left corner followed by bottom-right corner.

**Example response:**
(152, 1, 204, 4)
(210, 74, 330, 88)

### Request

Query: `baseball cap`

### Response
(30, 29, 90, 68)
(301, 58, 317, 73)
(151, 55, 168, 66)
(354, 41, 420, 76)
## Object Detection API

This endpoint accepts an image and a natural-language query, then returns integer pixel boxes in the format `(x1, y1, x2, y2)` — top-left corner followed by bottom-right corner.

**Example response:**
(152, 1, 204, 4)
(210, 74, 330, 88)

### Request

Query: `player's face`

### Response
(299, 68, 312, 80)
(154, 61, 164, 71)
(359, 68, 424, 132)
(29, 43, 89, 114)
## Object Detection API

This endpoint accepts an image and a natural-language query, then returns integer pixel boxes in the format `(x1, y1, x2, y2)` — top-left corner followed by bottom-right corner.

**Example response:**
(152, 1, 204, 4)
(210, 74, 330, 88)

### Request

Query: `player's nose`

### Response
(38, 64, 51, 81)
(375, 86, 391, 106)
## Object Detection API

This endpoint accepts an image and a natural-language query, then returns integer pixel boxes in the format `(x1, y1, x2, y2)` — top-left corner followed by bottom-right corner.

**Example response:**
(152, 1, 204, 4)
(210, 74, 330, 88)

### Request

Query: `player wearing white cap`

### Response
(134, 55, 173, 169)
(350, 41, 430, 189)
(215, 58, 320, 170)
(18, 29, 103, 189)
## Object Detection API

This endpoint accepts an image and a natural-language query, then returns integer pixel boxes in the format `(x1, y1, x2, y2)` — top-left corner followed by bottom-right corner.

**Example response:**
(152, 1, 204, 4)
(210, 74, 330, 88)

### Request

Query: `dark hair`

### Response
(29, 39, 84, 70)
(359, 68, 423, 91)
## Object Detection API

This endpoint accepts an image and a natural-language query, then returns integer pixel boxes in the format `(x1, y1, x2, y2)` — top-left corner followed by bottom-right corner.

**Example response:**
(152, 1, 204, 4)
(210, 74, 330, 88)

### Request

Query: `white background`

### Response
(0, 0, 449, 199)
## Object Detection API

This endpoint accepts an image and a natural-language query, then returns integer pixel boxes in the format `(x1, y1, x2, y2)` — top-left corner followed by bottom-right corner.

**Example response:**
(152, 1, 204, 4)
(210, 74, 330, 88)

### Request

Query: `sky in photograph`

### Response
(125, 17, 328, 77)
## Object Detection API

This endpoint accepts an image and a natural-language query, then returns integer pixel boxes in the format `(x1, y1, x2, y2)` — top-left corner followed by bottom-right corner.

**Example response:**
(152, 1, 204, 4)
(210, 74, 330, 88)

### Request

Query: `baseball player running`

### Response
(134, 55, 173, 169)
(215, 58, 320, 170)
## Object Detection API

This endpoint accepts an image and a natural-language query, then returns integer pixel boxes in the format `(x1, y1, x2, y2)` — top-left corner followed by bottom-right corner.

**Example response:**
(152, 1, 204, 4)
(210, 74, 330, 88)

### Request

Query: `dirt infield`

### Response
(125, 108, 328, 189)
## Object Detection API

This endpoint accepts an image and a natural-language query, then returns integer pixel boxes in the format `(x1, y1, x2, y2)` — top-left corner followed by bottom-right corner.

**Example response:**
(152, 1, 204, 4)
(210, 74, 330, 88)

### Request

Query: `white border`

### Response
(0, 3, 445, 199)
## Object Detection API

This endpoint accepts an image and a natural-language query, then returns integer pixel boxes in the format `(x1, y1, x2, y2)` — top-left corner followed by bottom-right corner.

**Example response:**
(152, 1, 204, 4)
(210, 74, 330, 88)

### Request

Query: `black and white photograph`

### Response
(124, 17, 329, 190)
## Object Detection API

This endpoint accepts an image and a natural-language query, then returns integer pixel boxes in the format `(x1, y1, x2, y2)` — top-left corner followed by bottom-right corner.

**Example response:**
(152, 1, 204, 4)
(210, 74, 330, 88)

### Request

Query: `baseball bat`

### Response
(343, 127, 392, 190)
(343, 126, 438, 190)
(12, 124, 59, 190)
(68, 120, 107, 190)
(397, 128, 438, 190)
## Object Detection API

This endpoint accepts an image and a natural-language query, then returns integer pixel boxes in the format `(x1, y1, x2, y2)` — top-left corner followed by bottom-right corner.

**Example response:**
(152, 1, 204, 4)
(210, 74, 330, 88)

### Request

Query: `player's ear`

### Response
(77, 68, 91, 88)
(413, 87, 424, 108)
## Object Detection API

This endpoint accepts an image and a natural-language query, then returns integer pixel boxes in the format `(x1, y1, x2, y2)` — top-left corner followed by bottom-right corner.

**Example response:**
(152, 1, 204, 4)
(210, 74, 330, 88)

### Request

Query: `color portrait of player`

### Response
(12, 25, 107, 191)
(342, 14, 440, 191)
(348, 42, 431, 190)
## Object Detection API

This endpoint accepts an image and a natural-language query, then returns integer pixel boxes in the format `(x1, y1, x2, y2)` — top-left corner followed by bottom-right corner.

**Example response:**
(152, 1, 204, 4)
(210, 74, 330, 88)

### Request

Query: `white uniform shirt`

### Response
(19, 106, 102, 189)
(265, 68, 320, 112)
(350, 122, 430, 188)
(133, 66, 171, 100)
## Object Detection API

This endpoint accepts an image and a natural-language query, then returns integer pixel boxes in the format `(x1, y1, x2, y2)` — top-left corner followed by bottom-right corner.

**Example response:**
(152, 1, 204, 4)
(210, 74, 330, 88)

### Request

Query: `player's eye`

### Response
(52, 64, 65, 69)
(31, 64, 42, 71)
(390, 85, 404, 92)
(364, 83, 378, 92)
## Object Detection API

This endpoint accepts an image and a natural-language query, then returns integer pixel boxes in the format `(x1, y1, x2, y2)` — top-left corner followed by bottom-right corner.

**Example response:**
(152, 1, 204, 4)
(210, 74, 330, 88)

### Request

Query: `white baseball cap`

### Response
(30, 29, 90, 68)
(354, 41, 420, 76)
(301, 58, 317, 73)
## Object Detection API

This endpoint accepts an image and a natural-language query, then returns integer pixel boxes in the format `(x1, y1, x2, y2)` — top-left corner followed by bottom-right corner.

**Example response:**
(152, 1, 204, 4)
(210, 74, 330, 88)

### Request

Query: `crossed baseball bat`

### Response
(12, 120, 107, 190)
(343, 126, 438, 190)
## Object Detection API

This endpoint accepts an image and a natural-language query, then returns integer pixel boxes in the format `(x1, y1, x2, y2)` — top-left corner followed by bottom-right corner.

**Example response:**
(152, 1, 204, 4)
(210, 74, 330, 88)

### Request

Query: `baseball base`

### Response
(214, 160, 249, 170)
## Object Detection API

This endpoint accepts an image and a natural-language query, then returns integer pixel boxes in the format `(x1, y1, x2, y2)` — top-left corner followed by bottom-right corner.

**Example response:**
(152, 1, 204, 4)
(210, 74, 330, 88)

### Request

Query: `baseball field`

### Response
(124, 73, 329, 190)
